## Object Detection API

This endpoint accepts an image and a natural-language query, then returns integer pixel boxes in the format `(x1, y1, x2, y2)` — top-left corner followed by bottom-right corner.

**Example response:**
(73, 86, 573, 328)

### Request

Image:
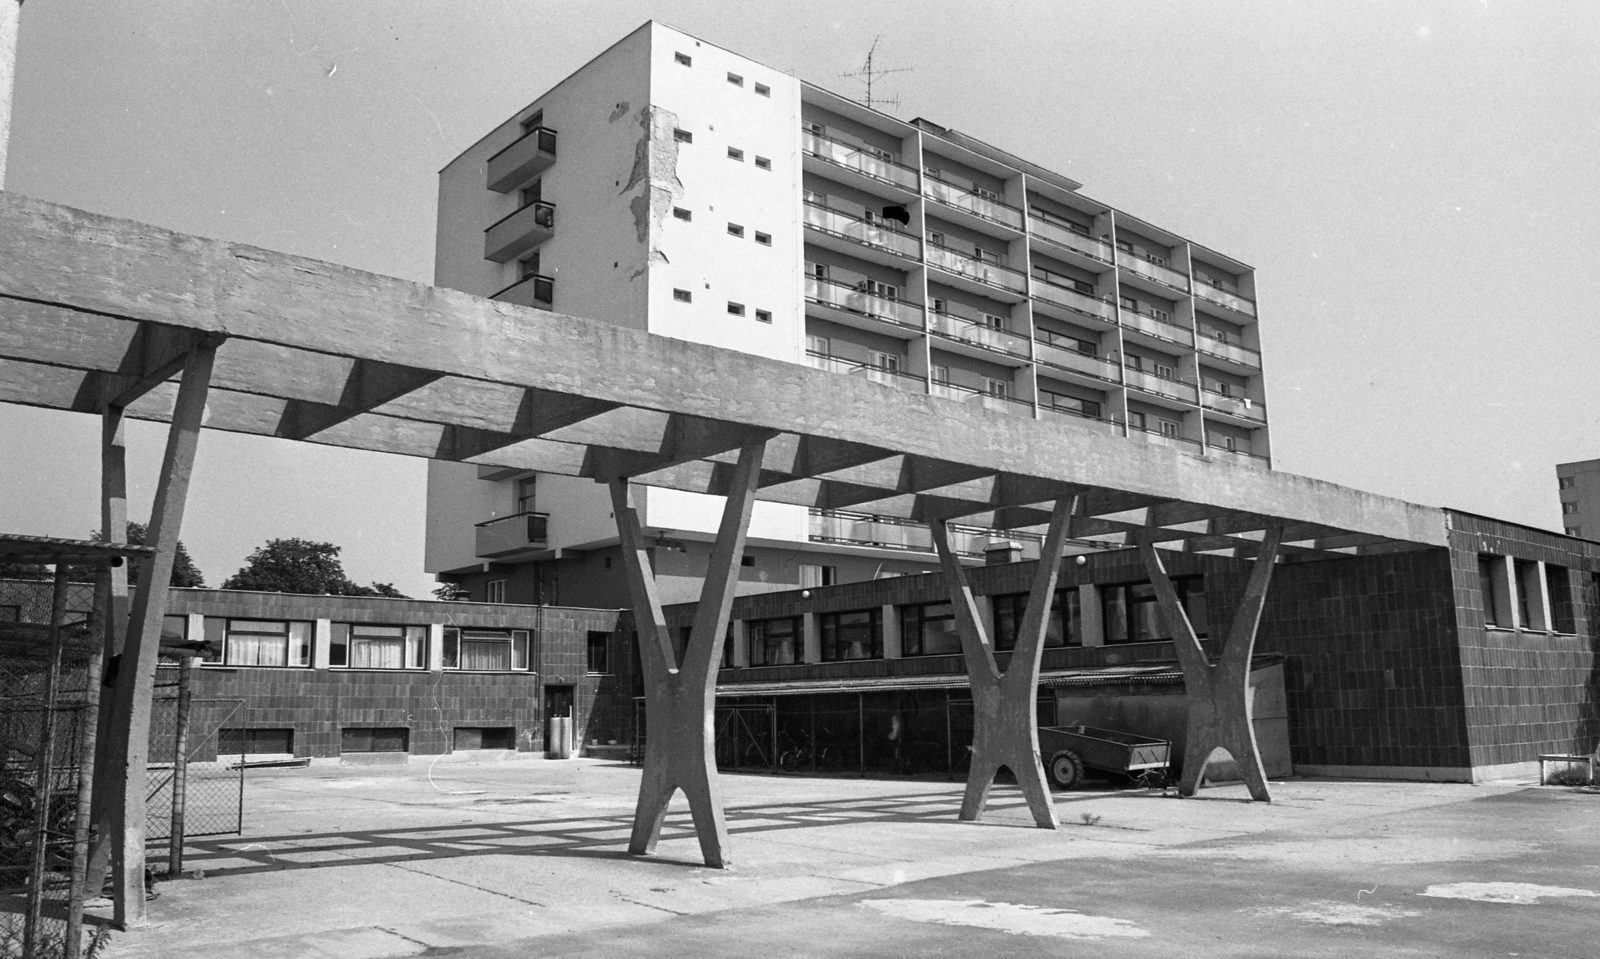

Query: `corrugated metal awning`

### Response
(715, 662, 1188, 698)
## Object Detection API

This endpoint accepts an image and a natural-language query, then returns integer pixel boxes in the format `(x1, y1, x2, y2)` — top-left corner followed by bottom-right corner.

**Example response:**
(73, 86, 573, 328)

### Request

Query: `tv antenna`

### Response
(840, 37, 911, 112)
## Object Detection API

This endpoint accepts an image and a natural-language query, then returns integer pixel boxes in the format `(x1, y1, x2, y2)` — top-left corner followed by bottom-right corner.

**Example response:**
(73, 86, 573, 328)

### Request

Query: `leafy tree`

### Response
(221, 538, 407, 597)
(432, 582, 470, 602)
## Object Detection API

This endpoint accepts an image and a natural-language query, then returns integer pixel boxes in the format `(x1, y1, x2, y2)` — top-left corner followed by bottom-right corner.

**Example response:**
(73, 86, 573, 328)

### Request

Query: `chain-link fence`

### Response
(144, 678, 243, 877)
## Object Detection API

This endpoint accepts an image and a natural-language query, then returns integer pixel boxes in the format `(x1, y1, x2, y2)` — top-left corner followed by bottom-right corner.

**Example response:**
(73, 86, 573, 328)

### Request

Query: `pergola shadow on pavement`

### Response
(0, 190, 1453, 921)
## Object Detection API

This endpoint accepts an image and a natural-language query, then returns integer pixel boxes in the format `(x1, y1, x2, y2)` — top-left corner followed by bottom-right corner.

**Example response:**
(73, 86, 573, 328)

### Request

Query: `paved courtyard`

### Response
(92, 759, 1599, 958)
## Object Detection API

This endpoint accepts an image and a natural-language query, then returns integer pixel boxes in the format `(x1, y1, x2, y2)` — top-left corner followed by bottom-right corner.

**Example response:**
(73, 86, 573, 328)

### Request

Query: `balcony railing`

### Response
(809, 509, 1042, 559)
(1194, 280, 1257, 317)
(801, 131, 919, 190)
(928, 311, 1031, 359)
(930, 380, 1032, 414)
(1196, 333, 1263, 370)
(803, 202, 922, 260)
(1124, 368, 1199, 404)
(484, 200, 555, 263)
(1127, 424, 1203, 453)
(923, 176, 1024, 230)
(1200, 389, 1267, 424)
(1030, 278, 1119, 323)
(1032, 339, 1121, 382)
(926, 245, 1028, 294)
(491, 272, 554, 308)
(1039, 404, 1119, 433)
(1207, 444, 1269, 466)
(1027, 216, 1113, 263)
(474, 512, 549, 558)
(1120, 309, 1194, 347)
(805, 352, 926, 392)
(486, 126, 557, 193)
(1117, 251, 1190, 292)
(804, 275, 923, 328)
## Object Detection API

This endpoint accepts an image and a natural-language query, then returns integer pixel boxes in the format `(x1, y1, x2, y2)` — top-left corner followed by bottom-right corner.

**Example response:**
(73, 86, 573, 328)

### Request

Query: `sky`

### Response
(3, 0, 1599, 596)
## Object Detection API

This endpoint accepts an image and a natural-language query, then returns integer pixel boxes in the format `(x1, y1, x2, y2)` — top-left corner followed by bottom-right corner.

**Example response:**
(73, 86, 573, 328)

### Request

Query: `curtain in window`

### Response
(460, 638, 511, 671)
(228, 633, 287, 666)
(351, 638, 405, 669)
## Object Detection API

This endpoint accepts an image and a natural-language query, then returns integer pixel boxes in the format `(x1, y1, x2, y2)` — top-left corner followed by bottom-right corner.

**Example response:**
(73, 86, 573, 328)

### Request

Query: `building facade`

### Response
(1555, 457, 1600, 539)
(425, 21, 1270, 608)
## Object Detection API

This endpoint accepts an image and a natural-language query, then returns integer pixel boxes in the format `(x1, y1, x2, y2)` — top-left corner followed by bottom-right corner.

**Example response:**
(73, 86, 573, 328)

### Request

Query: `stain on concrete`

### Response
(860, 898, 1150, 940)
(619, 106, 683, 254)
(1420, 882, 1599, 904)
(1250, 901, 1422, 926)
(609, 101, 631, 123)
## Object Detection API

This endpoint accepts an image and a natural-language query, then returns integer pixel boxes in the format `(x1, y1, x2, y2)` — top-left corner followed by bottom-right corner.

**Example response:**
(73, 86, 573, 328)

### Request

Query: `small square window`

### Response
(674, 52, 692, 66)
(727, 72, 743, 86)
(754, 156, 771, 170)
(673, 207, 692, 221)
(673, 289, 692, 303)
(754, 82, 770, 97)
(728, 223, 745, 238)
(728, 302, 746, 316)
(674, 128, 693, 143)
(754, 231, 771, 246)
(727, 146, 744, 161)
(755, 309, 772, 324)
(741, 555, 756, 567)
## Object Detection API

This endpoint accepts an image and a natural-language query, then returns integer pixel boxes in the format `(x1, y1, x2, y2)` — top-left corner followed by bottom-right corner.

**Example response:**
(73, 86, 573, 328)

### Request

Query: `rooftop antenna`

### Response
(840, 36, 911, 113)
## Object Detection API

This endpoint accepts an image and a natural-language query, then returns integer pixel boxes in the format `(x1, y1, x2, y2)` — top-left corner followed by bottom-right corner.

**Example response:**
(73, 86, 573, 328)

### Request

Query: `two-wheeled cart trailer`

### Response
(1038, 724, 1171, 789)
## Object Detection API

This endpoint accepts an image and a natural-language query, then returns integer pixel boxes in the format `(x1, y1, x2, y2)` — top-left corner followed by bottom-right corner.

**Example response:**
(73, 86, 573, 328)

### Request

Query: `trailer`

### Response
(1038, 725, 1171, 789)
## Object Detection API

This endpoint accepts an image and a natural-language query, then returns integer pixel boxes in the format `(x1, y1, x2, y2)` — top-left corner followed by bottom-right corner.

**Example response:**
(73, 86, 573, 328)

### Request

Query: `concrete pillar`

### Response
(802, 612, 820, 664)
(1078, 584, 1103, 646)
(311, 619, 332, 669)
(0, 0, 21, 188)
(881, 604, 901, 658)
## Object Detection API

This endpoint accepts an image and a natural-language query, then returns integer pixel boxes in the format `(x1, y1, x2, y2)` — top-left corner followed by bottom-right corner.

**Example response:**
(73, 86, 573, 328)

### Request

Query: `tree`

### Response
(221, 538, 407, 597)
(432, 582, 470, 602)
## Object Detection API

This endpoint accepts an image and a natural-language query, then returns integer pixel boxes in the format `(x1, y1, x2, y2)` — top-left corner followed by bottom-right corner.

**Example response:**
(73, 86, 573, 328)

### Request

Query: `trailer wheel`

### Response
(1047, 750, 1085, 790)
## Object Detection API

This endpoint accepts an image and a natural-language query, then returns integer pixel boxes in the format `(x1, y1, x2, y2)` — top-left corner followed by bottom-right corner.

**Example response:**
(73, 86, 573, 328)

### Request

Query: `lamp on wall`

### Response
(652, 531, 688, 553)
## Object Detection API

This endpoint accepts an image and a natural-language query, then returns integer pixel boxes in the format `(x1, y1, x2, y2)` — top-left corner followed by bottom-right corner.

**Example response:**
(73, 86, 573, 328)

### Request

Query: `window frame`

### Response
(991, 588, 1080, 651)
(586, 630, 611, 674)
(441, 627, 532, 672)
(819, 608, 883, 662)
(674, 52, 692, 66)
(754, 156, 771, 170)
(747, 616, 802, 666)
(1101, 576, 1206, 645)
(900, 601, 962, 657)
(329, 623, 429, 670)
(754, 309, 772, 324)
(673, 288, 693, 303)
(202, 618, 314, 668)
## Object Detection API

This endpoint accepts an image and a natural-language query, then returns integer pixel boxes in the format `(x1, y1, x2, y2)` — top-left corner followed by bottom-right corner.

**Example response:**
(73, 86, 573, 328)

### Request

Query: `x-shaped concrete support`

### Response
(1137, 524, 1283, 801)
(608, 440, 768, 868)
(929, 496, 1079, 829)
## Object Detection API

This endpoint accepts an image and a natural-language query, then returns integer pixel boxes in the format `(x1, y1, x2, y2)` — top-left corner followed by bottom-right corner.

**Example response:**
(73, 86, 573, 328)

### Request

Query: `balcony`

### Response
(809, 509, 1042, 559)
(475, 512, 549, 559)
(923, 176, 1025, 230)
(491, 272, 554, 309)
(486, 126, 557, 193)
(1031, 278, 1119, 324)
(801, 131, 919, 191)
(805, 352, 926, 392)
(1039, 404, 1119, 434)
(928, 311, 1032, 360)
(1120, 309, 1193, 348)
(1028, 217, 1113, 264)
(484, 200, 555, 263)
(930, 380, 1032, 414)
(803, 202, 922, 261)
(1194, 280, 1257, 318)
(1127, 424, 1203, 454)
(1200, 389, 1267, 424)
(1117, 251, 1190, 293)
(1124, 368, 1198, 404)
(926, 245, 1028, 295)
(805, 275, 923, 329)
(1196, 333, 1263, 371)
(1033, 338, 1121, 383)
(1207, 444, 1269, 467)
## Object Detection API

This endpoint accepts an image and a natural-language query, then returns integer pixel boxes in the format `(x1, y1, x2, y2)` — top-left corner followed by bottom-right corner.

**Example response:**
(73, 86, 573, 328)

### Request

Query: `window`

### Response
(930, 297, 947, 313)
(1566, 526, 1582, 537)
(330, 624, 428, 669)
(517, 476, 537, 514)
(519, 251, 541, 279)
(754, 156, 771, 170)
(201, 619, 312, 667)
(1119, 295, 1138, 311)
(1150, 307, 1172, 323)
(1154, 363, 1175, 380)
(520, 110, 543, 134)
(1128, 411, 1147, 431)
(728, 302, 746, 316)
(754, 82, 770, 97)
(755, 309, 772, 324)
(981, 313, 1005, 330)
(820, 609, 883, 661)
(1546, 565, 1576, 633)
(673, 207, 692, 221)
(728, 223, 745, 237)
(673, 128, 692, 143)
(928, 230, 946, 247)
(1116, 239, 1133, 252)
(799, 564, 836, 588)
(1563, 502, 1578, 514)
(807, 334, 830, 355)
(1478, 555, 1506, 627)
(901, 601, 962, 656)
(587, 630, 611, 673)
(520, 178, 542, 207)
(1041, 391, 1101, 420)
(931, 365, 949, 385)
(1158, 419, 1180, 438)
(1559, 476, 1576, 489)
(863, 210, 898, 230)
(674, 52, 692, 66)
(973, 185, 1000, 202)
(727, 72, 743, 86)
(442, 628, 530, 671)
(805, 122, 825, 136)
(1515, 559, 1540, 629)
(992, 589, 1081, 651)
(342, 727, 409, 753)
(741, 555, 756, 567)
(985, 377, 1010, 399)
(673, 288, 693, 303)
(728, 146, 745, 161)
(1102, 577, 1206, 644)
(804, 188, 826, 206)
(454, 727, 514, 750)
(748, 616, 801, 666)
(755, 231, 771, 246)
(218, 728, 293, 756)
(869, 351, 900, 372)
(486, 579, 507, 604)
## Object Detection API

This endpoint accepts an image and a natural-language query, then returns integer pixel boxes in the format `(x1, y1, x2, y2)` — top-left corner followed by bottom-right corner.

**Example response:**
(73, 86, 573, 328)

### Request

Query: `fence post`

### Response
(24, 565, 70, 957)
(168, 656, 193, 877)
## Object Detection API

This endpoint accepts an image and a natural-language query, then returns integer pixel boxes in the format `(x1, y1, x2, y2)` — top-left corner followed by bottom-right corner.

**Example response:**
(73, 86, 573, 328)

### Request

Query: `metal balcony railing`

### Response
(474, 512, 549, 558)
(1127, 424, 1203, 453)
(801, 131, 919, 190)
(484, 200, 555, 263)
(486, 126, 557, 193)
(1119, 309, 1194, 348)
(1124, 368, 1199, 404)
(803, 202, 922, 260)
(1194, 280, 1257, 317)
(1200, 389, 1267, 424)
(929, 380, 1032, 414)
(923, 175, 1024, 229)
(1039, 404, 1119, 433)
(927, 311, 1031, 359)
(808, 509, 1042, 558)
(926, 245, 1028, 294)
(804, 275, 923, 328)
(1030, 278, 1119, 323)
(1032, 338, 1121, 382)
(1027, 216, 1113, 263)
(491, 272, 554, 308)
(1117, 250, 1190, 292)
(1196, 333, 1263, 370)
(1207, 444, 1269, 466)
(805, 352, 926, 392)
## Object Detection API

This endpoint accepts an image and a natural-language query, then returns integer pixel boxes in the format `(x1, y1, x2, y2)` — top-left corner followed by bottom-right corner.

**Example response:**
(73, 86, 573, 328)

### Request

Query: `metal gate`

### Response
(144, 691, 244, 855)
(714, 704, 775, 771)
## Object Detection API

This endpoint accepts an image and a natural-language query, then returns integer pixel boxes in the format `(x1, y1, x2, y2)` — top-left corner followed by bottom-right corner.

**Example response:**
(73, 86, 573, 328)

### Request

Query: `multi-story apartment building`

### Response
(426, 21, 1270, 607)
(1555, 458, 1600, 539)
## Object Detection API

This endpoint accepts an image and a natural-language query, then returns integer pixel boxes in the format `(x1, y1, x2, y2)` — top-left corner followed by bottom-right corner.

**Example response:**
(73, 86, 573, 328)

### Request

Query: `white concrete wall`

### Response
(424, 460, 501, 575)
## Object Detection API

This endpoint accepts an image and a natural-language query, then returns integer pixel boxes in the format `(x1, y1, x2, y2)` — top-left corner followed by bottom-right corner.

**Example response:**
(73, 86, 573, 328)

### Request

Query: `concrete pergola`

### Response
(0, 189, 1449, 919)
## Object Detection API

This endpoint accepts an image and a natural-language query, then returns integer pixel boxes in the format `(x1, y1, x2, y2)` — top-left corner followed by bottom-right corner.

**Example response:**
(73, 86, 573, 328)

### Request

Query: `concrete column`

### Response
(881, 604, 901, 659)
(311, 619, 332, 669)
(427, 624, 445, 671)
(0, 0, 21, 188)
(802, 612, 820, 664)
(731, 620, 748, 668)
(1078, 584, 1103, 647)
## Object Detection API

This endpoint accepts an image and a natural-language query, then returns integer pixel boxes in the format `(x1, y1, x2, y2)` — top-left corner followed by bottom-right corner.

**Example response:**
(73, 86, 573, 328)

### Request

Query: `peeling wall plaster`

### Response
(619, 105, 682, 268)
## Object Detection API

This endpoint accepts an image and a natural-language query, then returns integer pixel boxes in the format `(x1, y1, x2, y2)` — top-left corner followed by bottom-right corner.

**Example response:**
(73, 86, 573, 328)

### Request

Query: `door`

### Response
(544, 685, 574, 720)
